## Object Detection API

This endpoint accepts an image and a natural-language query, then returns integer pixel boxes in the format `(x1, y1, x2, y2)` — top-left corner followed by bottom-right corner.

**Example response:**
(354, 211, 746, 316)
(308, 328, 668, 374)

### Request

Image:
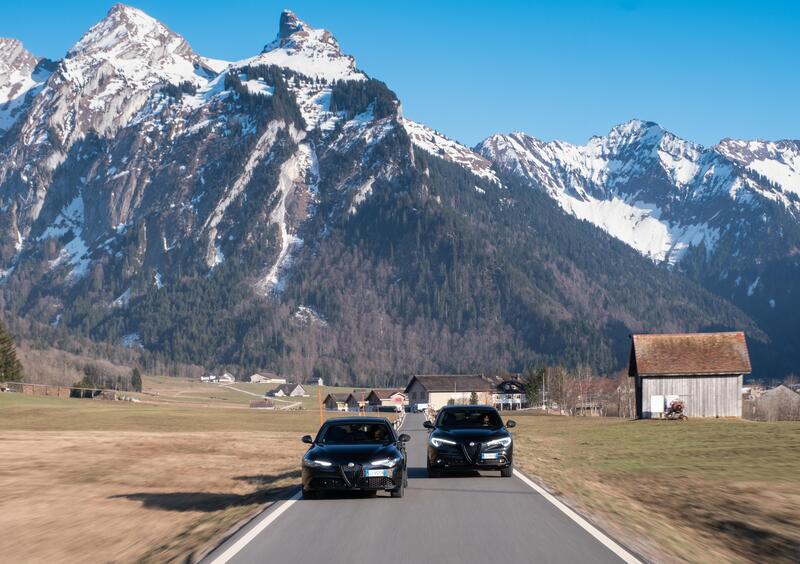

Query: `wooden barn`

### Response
(628, 332, 751, 418)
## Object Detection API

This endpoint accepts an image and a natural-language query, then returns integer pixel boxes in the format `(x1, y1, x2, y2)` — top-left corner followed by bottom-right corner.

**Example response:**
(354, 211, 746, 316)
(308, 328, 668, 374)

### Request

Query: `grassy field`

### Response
(136, 375, 366, 410)
(510, 414, 800, 563)
(4, 384, 797, 564)
(0, 392, 397, 563)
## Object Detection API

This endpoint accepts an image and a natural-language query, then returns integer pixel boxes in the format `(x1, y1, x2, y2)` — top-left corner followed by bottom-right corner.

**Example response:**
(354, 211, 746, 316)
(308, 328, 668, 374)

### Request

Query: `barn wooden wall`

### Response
(640, 374, 743, 418)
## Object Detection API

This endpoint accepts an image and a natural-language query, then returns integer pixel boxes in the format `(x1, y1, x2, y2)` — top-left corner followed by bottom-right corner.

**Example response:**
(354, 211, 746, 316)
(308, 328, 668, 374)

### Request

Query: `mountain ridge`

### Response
(0, 5, 791, 381)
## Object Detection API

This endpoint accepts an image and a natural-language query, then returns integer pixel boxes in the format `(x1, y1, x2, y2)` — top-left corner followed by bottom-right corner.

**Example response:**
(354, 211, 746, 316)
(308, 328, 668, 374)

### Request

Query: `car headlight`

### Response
(485, 437, 512, 448)
(303, 458, 333, 468)
(369, 457, 401, 467)
(430, 437, 457, 448)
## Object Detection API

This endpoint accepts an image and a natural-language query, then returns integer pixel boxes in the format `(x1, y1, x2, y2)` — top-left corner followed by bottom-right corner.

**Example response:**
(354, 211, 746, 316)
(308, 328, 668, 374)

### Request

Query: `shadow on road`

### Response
(110, 471, 301, 512)
(408, 466, 494, 479)
(407, 466, 429, 479)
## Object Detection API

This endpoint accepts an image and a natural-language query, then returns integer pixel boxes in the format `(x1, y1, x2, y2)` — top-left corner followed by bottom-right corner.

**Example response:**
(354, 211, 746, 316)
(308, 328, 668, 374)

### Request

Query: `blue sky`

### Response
(2, 1, 798, 147)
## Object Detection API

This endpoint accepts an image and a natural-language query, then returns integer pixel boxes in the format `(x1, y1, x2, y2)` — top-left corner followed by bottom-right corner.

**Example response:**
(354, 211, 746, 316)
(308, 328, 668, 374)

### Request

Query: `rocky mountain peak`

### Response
(256, 10, 361, 81)
(0, 38, 52, 133)
(0, 38, 39, 75)
(278, 10, 308, 39)
(67, 3, 197, 68)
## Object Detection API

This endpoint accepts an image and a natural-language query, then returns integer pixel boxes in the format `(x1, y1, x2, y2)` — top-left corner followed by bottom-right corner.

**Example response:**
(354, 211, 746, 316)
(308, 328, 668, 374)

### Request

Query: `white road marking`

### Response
(208, 490, 302, 564)
(513, 469, 640, 564)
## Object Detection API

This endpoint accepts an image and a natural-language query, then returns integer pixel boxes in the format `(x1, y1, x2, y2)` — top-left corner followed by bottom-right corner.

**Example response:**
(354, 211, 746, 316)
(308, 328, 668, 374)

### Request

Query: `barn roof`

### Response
(368, 388, 405, 400)
(324, 393, 355, 402)
(404, 375, 502, 393)
(629, 332, 752, 377)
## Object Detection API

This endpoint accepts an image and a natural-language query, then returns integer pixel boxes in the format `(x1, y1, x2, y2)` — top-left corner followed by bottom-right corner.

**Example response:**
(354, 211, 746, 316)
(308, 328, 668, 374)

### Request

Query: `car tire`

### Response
(501, 465, 513, 478)
(427, 465, 441, 478)
(302, 488, 317, 499)
(390, 480, 404, 498)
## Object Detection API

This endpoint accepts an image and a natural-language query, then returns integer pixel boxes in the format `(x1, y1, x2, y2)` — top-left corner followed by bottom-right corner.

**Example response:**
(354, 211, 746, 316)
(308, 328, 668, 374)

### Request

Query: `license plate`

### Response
(366, 469, 389, 477)
(481, 452, 499, 460)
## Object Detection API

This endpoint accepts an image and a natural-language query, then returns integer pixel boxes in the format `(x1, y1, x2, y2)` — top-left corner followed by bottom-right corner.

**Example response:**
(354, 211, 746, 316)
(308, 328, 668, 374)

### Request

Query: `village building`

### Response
(628, 332, 751, 418)
(366, 389, 408, 410)
(493, 378, 528, 410)
(265, 383, 308, 398)
(249, 373, 287, 384)
(404, 375, 528, 411)
(218, 373, 235, 384)
(323, 393, 358, 411)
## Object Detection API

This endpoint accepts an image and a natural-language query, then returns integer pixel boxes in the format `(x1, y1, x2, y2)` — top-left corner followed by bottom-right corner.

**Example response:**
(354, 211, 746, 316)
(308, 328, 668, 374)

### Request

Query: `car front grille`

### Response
(438, 454, 466, 465)
(310, 477, 346, 489)
(462, 444, 481, 463)
(359, 476, 394, 489)
(340, 464, 362, 487)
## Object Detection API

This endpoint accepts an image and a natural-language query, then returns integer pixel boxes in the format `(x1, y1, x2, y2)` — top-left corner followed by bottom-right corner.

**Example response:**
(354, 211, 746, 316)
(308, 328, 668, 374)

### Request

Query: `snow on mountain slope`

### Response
(0, 38, 53, 133)
(402, 118, 499, 184)
(715, 139, 800, 196)
(478, 121, 798, 264)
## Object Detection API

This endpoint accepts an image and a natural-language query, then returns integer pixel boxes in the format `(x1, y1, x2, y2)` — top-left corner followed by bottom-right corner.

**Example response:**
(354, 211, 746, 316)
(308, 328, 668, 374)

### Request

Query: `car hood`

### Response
(434, 428, 509, 443)
(306, 443, 400, 465)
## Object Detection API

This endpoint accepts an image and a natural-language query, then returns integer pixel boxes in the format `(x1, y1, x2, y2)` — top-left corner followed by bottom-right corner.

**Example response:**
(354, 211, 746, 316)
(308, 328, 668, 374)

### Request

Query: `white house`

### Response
(266, 383, 308, 397)
(218, 373, 235, 384)
(404, 374, 528, 411)
(250, 373, 287, 384)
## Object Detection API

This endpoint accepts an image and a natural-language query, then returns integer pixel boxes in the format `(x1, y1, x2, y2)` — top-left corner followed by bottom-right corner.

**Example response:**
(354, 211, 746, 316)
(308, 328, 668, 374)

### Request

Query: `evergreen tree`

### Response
(0, 319, 22, 383)
(131, 368, 142, 392)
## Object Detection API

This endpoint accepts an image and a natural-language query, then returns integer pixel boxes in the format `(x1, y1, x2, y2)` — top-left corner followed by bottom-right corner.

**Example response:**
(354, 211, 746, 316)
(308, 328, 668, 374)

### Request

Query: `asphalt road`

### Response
(204, 413, 636, 564)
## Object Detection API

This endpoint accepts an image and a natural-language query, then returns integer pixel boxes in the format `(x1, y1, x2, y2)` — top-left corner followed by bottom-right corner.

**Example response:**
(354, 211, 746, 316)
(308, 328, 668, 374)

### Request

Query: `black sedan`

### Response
(425, 405, 515, 477)
(301, 417, 410, 499)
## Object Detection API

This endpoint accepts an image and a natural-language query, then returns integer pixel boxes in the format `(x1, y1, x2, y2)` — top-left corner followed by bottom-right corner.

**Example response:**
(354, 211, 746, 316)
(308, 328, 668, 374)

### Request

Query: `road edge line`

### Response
(513, 469, 641, 564)
(207, 490, 302, 564)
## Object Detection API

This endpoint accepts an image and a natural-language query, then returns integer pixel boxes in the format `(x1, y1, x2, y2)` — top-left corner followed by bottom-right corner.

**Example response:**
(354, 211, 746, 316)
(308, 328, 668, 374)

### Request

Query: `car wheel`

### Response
(501, 465, 513, 478)
(427, 464, 440, 478)
(390, 479, 404, 498)
(302, 488, 317, 499)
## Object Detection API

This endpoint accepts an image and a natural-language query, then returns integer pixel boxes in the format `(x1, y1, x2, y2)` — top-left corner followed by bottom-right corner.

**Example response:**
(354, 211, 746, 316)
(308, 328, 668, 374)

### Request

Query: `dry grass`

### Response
(138, 375, 364, 410)
(0, 392, 385, 563)
(510, 414, 800, 563)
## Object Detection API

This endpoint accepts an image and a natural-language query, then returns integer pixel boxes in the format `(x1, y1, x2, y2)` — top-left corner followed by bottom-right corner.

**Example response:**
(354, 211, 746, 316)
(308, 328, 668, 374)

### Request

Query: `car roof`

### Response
(438, 404, 498, 412)
(322, 417, 391, 425)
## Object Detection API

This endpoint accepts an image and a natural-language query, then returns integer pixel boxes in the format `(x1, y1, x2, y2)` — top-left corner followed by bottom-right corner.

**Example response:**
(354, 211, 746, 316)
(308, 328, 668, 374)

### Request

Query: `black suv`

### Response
(425, 405, 515, 477)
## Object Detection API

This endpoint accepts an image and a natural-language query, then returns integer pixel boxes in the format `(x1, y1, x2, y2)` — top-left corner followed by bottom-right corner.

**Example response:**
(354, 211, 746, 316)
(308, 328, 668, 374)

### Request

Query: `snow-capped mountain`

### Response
(0, 5, 788, 380)
(478, 122, 800, 376)
(478, 121, 800, 264)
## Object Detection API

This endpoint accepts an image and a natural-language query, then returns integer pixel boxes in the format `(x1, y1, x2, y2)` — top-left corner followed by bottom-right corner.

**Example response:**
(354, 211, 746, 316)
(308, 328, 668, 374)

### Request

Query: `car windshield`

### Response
(437, 409, 503, 430)
(317, 422, 394, 444)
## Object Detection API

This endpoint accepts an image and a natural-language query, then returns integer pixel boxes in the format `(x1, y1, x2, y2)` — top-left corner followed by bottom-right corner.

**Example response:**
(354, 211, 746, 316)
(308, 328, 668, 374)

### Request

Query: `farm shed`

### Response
(323, 393, 358, 411)
(628, 332, 751, 418)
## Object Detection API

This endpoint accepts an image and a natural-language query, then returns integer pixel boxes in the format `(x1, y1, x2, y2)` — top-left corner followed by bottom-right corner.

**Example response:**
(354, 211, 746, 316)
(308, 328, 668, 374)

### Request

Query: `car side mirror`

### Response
(301, 435, 313, 444)
(423, 421, 434, 429)
(506, 420, 516, 428)
(398, 433, 411, 443)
